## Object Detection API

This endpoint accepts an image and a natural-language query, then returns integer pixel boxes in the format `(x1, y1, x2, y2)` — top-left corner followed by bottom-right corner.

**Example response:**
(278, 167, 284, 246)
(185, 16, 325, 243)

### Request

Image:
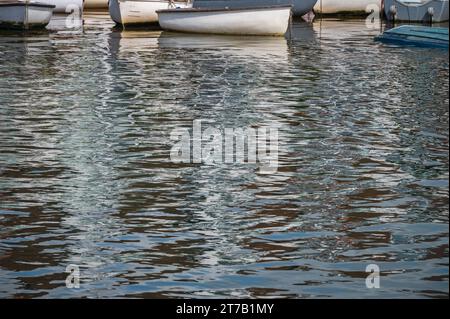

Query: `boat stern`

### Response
(109, 0, 123, 24)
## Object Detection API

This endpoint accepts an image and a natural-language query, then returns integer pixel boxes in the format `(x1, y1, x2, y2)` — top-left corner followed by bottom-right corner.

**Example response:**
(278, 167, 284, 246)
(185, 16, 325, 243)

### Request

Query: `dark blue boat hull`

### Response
(376, 25, 449, 48)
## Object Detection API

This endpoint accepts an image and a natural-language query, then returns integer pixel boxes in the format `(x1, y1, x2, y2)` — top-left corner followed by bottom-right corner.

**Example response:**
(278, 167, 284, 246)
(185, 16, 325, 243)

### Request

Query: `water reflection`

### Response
(0, 15, 448, 298)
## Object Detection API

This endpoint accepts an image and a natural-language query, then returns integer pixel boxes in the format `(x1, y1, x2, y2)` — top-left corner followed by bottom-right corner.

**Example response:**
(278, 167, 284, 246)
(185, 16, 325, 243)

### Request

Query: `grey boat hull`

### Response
(384, 0, 449, 22)
(193, 0, 318, 17)
(0, 2, 55, 29)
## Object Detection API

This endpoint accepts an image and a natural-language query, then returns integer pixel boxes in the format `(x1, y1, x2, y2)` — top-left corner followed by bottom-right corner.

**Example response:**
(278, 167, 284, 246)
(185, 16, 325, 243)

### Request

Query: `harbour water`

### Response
(0, 14, 448, 298)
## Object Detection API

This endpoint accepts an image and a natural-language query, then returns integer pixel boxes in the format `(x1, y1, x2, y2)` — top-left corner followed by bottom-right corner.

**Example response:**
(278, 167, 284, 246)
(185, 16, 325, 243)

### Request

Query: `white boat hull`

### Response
(109, 0, 191, 25)
(314, 0, 382, 14)
(42, 0, 84, 13)
(0, 2, 54, 28)
(157, 6, 291, 36)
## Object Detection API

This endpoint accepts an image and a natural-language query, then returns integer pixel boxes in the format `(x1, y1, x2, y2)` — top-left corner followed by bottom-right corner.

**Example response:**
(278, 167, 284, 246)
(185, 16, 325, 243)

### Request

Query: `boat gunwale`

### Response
(0, 2, 56, 8)
(156, 4, 293, 14)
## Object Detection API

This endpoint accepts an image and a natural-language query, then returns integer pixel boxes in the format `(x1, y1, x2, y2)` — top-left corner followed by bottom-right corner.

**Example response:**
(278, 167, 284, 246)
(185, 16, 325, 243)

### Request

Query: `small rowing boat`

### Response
(191, 0, 317, 17)
(41, 0, 83, 13)
(156, 5, 292, 36)
(109, 0, 192, 26)
(0, 1, 55, 29)
(375, 25, 449, 48)
(314, 0, 382, 15)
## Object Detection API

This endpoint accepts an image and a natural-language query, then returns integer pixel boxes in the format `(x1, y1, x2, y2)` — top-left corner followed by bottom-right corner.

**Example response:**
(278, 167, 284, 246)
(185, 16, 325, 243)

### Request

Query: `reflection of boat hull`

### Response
(157, 31, 290, 61)
(41, 0, 84, 13)
(384, 0, 449, 22)
(109, 0, 191, 25)
(192, 0, 317, 17)
(157, 6, 292, 36)
(84, 0, 108, 9)
(314, 0, 381, 15)
(0, 2, 55, 29)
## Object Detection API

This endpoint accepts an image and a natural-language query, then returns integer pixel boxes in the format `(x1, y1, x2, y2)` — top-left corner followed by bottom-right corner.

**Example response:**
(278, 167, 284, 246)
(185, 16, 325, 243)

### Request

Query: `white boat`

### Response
(384, 0, 449, 22)
(84, 0, 108, 9)
(0, 1, 55, 29)
(314, 0, 381, 15)
(109, 0, 192, 25)
(192, 0, 317, 17)
(41, 0, 84, 13)
(157, 5, 292, 36)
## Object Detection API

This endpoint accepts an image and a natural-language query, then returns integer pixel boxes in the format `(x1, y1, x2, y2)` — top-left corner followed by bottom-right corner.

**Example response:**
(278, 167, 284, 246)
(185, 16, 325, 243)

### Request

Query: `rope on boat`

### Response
(25, 0, 29, 30)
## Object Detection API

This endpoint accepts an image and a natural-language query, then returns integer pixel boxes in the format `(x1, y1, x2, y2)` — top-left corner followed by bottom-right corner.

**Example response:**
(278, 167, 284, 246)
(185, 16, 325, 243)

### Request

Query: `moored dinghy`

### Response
(314, 0, 382, 15)
(192, 0, 317, 17)
(376, 25, 449, 47)
(0, 1, 55, 29)
(41, 0, 84, 13)
(40, 0, 84, 15)
(109, 0, 192, 26)
(384, 0, 449, 22)
(157, 5, 292, 36)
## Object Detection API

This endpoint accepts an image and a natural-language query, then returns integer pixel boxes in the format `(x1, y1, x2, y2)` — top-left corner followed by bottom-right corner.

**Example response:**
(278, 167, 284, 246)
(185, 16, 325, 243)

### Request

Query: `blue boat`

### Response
(192, 0, 318, 17)
(375, 25, 449, 48)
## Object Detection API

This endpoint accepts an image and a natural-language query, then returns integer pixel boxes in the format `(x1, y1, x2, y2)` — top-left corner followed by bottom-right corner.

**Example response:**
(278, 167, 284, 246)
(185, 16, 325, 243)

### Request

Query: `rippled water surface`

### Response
(0, 14, 448, 298)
